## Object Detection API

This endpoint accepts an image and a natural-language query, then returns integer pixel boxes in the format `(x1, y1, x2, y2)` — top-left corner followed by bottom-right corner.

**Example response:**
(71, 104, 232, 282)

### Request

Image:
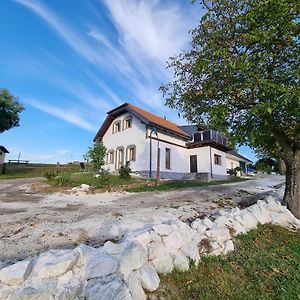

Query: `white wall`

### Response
(0, 151, 5, 165)
(102, 113, 149, 172)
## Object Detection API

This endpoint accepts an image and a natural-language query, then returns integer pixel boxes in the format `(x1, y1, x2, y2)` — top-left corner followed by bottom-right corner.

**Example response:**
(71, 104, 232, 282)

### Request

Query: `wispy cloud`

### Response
(25, 98, 96, 132)
(13, 0, 196, 127)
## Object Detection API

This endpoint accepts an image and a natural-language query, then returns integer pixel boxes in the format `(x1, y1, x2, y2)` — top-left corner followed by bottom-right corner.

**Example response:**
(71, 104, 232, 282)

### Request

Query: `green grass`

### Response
(0, 163, 80, 179)
(47, 172, 146, 189)
(125, 177, 248, 193)
(152, 225, 300, 300)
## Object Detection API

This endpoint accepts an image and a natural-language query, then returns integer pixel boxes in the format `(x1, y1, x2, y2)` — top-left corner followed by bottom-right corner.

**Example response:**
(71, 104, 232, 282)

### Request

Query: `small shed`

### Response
(0, 145, 9, 166)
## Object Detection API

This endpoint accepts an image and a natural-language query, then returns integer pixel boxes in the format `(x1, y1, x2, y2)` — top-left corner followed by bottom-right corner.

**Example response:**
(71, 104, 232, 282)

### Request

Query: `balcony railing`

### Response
(193, 129, 227, 146)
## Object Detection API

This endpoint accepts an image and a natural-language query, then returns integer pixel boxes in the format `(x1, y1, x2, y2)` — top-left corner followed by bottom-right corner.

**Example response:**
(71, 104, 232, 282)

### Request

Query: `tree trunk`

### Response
(282, 151, 300, 219)
(278, 158, 286, 175)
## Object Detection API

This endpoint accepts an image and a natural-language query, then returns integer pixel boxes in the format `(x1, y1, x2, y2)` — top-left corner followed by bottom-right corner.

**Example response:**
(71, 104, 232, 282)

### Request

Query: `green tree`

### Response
(0, 88, 24, 133)
(84, 140, 107, 172)
(255, 158, 276, 173)
(161, 0, 300, 217)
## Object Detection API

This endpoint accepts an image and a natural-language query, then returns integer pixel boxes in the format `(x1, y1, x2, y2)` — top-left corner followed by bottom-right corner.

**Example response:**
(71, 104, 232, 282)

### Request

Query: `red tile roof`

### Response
(127, 103, 190, 138)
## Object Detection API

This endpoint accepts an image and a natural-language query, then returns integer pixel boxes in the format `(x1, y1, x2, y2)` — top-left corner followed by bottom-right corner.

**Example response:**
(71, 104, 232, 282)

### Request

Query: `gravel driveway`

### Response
(0, 174, 285, 266)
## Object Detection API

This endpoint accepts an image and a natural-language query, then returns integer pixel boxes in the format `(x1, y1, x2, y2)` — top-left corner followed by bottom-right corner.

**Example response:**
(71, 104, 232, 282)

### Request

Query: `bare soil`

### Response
(0, 174, 284, 266)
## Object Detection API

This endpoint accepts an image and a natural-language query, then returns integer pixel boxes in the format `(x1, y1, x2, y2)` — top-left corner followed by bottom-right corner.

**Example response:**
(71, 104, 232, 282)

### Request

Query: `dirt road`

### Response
(0, 174, 284, 266)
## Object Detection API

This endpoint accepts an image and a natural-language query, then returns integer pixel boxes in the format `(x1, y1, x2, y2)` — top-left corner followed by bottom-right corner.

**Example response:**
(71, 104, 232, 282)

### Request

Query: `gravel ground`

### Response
(0, 174, 284, 265)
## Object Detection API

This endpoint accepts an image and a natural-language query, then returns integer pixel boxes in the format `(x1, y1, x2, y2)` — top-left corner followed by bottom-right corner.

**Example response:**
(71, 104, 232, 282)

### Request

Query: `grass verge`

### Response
(0, 164, 79, 179)
(151, 224, 300, 300)
(126, 177, 248, 193)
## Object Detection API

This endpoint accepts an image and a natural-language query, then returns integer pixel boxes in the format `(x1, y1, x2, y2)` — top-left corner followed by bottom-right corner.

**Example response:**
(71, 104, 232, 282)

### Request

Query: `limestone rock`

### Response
(140, 265, 160, 292)
(85, 254, 118, 279)
(0, 260, 32, 286)
(118, 242, 147, 280)
(181, 242, 200, 263)
(163, 231, 183, 250)
(36, 250, 79, 279)
(239, 211, 258, 232)
(171, 252, 190, 271)
(85, 274, 132, 300)
(147, 242, 167, 260)
(128, 271, 146, 300)
(223, 240, 235, 254)
(152, 224, 173, 236)
(9, 280, 57, 300)
(102, 241, 125, 256)
(151, 253, 173, 274)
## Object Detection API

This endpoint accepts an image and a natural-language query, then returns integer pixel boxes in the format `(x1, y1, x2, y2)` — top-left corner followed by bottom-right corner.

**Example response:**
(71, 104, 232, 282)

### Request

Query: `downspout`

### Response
(209, 146, 213, 180)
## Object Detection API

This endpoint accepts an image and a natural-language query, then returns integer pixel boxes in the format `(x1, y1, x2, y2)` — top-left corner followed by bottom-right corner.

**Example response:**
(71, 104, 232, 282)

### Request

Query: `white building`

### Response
(95, 103, 251, 180)
(0, 145, 9, 171)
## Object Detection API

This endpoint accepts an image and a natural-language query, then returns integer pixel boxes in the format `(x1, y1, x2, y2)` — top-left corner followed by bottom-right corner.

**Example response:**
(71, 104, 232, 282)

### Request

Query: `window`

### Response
(165, 148, 171, 169)
(107, 150, 114, 164)
(214, 154, 222, 165)
(112, 121, 121, 133)
(123, 116, 132, 130)
(127, 145, 136, 161)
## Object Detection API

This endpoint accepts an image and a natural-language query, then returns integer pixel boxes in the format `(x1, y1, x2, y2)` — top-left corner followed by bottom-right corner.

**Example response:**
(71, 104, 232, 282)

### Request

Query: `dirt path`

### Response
(0, 174, 284, 266)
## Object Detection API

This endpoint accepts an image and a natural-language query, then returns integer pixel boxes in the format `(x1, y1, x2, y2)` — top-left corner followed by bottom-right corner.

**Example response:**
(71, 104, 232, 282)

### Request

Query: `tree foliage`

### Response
(0, 88, 24, 133)
(84, 141, 107, 172)
(161, 0, 300, 217)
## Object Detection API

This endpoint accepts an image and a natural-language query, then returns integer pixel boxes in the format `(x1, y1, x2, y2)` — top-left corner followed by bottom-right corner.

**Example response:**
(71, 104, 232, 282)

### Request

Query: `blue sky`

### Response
(0, 0, 256, 163)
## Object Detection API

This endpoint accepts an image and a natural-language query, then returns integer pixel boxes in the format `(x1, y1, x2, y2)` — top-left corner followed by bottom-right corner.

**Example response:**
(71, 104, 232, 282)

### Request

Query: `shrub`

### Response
(95, 170, 111, 188)
(228, 169, 237, 176)
(43, 169, 59, 179)
(53, 174, 73, 186)
(119, 165, 131, 179)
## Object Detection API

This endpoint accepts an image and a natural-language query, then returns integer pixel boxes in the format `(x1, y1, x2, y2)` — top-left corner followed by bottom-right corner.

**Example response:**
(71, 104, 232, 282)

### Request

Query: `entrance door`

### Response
(190, 155, 197, 173)
(116, 148, 124, 169)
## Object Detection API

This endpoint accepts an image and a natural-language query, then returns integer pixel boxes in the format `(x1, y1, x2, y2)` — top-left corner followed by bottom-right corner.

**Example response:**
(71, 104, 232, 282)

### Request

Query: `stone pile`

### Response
(0, 195, 299, 300)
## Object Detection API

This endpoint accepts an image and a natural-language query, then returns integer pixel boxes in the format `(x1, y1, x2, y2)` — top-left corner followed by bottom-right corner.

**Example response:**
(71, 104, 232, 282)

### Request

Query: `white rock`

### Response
(181, 242, 200, 263)
(202, 218, 214, 229)
(209, 241, 224, 256)
(151, 253, 173, 274)
(171, 252, 190, 271)
(247, 205, 272, 224)
(9, 280, 57, 300)
(85, 255, 118, 279)
(147, 242, 167, 261)
(228, 219, 246, 236)
(270, 211, 300, 229)
(80, 184, 90, 191)
(75, 244, 96, 266)
(128, 271, 146, 300)
(0, 260, 32, 286)
(85, 274, 132, 300)
(205, 227, 231, 243)
(223, 240, 234, 254)
(102, 241, 125, 256)
(118, 242, 147, 280)
(152, 224, 173, 236)
(0, 284, 12, 299)
(239, 211, 258, 231)
(140, 265, 160, 292)
(36, 250, 79, 279)
(57, 270, 73, 285)
(163, 231, 183, 250)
